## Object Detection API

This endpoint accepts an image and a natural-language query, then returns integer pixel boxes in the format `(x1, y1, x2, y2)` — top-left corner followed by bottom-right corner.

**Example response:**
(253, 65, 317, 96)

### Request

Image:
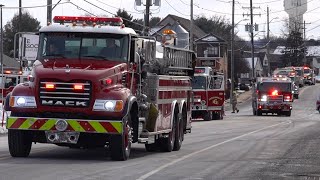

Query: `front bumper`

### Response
(6, 117, 123, 134)
(258, 103, 292, 112)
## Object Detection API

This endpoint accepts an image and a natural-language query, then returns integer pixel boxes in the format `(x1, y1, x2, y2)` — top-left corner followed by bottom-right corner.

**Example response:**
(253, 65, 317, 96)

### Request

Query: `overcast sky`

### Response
(0, 0, 319, 40)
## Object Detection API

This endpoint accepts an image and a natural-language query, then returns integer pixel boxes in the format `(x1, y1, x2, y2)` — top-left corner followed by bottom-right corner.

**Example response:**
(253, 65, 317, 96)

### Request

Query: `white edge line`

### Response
(136, 120, 291, 180)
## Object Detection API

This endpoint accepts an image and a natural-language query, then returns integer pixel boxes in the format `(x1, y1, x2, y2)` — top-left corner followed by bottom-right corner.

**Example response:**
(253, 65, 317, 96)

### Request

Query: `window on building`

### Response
(207, 46, 219, 57)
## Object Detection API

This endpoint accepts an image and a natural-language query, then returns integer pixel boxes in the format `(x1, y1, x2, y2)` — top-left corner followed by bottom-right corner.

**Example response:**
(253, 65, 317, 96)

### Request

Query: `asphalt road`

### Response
(0, 85, 320, 180)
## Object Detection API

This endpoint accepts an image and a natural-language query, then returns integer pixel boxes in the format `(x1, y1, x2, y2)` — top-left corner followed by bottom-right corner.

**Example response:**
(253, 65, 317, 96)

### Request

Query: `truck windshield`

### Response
(304, 69, 310, 74)
(295, 69, 302, 76)
(258, 82, 291, 92)
(192, 76, 206, 89)
(38, 32, 129, 62)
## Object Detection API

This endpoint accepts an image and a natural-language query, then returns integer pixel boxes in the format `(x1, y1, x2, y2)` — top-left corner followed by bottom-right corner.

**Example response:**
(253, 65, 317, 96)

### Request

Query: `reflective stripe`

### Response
(39, 119, 56, 130)
(68, 120, 85, 132)
(111, 122, 122, 133)
(7, 117, 15, 128)
(19, 118, 35, 129)
(88, 121, 107, 133)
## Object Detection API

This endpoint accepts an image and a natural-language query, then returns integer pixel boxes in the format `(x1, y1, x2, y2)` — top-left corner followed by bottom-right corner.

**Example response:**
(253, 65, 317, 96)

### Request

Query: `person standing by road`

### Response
(231, 91, 239, 113)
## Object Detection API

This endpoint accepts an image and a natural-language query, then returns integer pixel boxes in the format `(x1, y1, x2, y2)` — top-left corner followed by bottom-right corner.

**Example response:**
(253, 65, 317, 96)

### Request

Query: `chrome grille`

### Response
(39, 80, 91, 108)
(268, 95, 283, 104)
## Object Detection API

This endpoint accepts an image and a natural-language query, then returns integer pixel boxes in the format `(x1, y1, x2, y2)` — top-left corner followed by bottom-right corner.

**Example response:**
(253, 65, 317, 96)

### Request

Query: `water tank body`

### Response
(284, 0, 307, 33)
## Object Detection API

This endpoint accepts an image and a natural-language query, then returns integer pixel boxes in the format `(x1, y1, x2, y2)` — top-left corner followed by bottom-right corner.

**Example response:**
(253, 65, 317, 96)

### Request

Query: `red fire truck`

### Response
(252, 76, 293, 116)
(5, 16, 195, 161)
(191, 67, 225, 120)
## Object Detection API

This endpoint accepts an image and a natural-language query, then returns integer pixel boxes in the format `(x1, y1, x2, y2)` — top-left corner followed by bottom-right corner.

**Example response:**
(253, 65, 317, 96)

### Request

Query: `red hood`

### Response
(33, 58, 128, 81)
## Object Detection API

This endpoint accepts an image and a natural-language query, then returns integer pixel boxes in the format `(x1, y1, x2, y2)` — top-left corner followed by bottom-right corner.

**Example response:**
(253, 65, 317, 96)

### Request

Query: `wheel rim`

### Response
(124, 121, 132, 152)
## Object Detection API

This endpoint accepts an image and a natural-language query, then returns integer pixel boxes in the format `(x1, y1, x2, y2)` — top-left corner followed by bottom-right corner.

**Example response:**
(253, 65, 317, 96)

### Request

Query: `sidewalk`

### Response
(224, 90, 252, 111)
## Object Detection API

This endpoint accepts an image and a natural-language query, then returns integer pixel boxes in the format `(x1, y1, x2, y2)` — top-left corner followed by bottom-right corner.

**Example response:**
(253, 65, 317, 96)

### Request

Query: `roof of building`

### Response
(273, 46, 320, 57)
(3, 55, 20, 68)
(151, 14, 206, 39)
(195, 33, 226, 43)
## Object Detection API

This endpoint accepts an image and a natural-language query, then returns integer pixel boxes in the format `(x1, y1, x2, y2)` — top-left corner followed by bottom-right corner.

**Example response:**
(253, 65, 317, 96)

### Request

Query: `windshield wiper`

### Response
(43, 54, 66, 58)
(81, 55, 109, 60)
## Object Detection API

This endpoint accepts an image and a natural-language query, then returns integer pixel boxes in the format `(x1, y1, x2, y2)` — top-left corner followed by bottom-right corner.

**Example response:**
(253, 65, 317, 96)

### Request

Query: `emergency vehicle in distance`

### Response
(252, 76, 293, 116)
(191, 67, 224, 120)
(5, 16, 196, 161)
(0, 67, 29, 103)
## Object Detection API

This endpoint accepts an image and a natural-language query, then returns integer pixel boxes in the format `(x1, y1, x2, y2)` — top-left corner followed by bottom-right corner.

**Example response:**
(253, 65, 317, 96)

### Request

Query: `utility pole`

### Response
(266, 6, 270, 76)
(230, 0, 235, 103)
(144, 0, 151, 36)
(243, 2, 260, 80)
(47, 0, 52, 24)
(190, 0, 194, 51)
(19, 0, 22, 31)
(250, 0, 255, 80)
(302, 20, 310, 65)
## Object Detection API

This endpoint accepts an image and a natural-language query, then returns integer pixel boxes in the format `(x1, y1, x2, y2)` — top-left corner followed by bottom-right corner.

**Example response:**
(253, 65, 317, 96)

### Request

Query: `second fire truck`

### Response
(252, 76, 293, 116)
(5, 16, 195, 161)
(191, 67, 225, 120)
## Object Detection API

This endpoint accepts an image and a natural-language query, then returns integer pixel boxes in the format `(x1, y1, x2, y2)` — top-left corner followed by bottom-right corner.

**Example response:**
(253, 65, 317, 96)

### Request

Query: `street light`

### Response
(230, 18, 248, 103)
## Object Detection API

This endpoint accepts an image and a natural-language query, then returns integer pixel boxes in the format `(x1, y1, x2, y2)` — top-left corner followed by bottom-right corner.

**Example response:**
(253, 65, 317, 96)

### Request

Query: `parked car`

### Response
(239, 83, 250, 91)
(315, 75, 320, 83)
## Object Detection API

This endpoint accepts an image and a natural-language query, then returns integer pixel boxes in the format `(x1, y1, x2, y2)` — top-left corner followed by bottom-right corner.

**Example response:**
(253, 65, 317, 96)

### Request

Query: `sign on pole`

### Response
(18, 34, 39, 61)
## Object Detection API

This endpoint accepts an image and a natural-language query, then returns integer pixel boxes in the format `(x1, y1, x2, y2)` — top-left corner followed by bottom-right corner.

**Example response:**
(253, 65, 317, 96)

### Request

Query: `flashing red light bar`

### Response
(271, 90, 279, 96)
(53, 16, 123, 24)
(195, 68, 205, 73)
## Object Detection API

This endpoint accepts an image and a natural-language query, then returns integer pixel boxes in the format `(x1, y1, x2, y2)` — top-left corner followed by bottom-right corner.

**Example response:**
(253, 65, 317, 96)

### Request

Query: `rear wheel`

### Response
(160, 111, 177, 152)
(173, 112, 183, 151)
(8, 130, 32, 157)
(109, 114, 133, 161)
(253, 108, 257, 115)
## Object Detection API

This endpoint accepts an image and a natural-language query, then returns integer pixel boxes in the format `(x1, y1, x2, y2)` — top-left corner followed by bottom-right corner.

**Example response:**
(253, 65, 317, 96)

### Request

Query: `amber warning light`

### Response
(74, 84, 84, 90)
(45, 83, 55, 89)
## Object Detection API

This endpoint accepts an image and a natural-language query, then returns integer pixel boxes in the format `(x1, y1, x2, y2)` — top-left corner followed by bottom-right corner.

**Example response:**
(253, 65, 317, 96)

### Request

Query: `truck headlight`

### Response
(10, 96, 37, 108)
(93, 100, 124, 112)
(260, 95, 267, 102)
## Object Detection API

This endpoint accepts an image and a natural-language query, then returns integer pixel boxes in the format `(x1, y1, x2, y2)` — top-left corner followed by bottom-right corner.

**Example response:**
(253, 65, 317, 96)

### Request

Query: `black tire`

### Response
(173, 112, 183, 151)
(160, 111, 176, 152)
(285, 110, 291, 117)
(257, 110, 262, 116)
(294, 94, 299, 99)
(8, 130, 32, 157)
(109, 114, 133, 161)
(219, 112, 224, 120)
(203, 112, 212, 121)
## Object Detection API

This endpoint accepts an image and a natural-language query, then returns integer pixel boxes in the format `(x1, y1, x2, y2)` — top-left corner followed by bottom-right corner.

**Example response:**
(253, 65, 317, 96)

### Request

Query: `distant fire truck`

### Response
(0, 68, 29, 103)
(302, 66, 315, 85)
(252, 76, 293, 116)
(5, 16, 195, 161)
(191, 67, 224, 120)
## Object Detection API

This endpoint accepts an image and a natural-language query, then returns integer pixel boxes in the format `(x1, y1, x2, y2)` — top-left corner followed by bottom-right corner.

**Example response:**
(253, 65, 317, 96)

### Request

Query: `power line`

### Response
(163, 0, 189, 16)
(2, 1, 69, 9)
(94, 0, 143, 15)
(83, 0, 146, 28)
(69, 2, 96, 17)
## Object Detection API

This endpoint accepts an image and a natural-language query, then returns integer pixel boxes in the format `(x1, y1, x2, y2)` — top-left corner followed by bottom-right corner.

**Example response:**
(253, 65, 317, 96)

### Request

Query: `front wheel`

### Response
(109, 116, 132, 161)
(285, 110, 291, 117)
(8, 130, 32, 157)
(173, 112, 183, 151)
